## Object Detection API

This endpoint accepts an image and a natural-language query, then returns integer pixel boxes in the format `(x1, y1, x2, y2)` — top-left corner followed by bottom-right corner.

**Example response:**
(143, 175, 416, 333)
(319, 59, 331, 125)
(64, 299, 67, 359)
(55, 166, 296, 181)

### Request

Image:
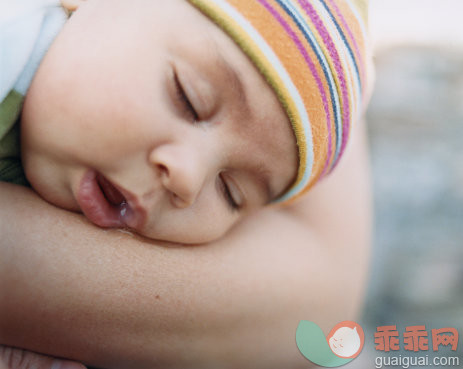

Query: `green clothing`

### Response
(0, 90, 27, 185)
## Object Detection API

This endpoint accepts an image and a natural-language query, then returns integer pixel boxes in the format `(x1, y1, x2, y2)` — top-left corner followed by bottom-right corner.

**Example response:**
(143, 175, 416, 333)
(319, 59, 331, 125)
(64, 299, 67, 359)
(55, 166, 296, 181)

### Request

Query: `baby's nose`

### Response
(148, 144, 208, 208)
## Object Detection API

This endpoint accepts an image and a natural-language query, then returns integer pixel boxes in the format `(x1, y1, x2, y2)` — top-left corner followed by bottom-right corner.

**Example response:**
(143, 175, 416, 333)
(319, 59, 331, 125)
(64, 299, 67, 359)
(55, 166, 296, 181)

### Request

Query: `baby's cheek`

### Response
(22, 153, 79, 212)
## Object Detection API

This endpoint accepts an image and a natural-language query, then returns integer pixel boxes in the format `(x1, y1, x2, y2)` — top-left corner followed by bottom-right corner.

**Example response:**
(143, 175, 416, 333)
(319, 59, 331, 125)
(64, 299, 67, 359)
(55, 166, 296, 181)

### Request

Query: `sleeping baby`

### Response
(1, 0, 370, 244)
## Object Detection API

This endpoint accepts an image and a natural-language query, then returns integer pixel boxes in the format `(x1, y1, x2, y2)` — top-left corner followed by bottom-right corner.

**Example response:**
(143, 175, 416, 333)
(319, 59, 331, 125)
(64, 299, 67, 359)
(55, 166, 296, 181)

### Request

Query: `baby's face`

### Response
(21, 0, 297, 244)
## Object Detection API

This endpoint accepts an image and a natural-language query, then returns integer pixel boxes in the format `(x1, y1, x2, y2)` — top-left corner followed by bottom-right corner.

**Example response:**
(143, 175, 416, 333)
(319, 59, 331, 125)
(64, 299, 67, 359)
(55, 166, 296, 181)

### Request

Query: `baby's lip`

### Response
(76, 170, 147, 231)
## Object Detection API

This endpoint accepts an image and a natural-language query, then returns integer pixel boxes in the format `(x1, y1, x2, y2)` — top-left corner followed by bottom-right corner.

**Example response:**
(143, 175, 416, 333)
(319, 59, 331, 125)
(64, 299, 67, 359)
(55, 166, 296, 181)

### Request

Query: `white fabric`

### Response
(0, 0, 66, 101)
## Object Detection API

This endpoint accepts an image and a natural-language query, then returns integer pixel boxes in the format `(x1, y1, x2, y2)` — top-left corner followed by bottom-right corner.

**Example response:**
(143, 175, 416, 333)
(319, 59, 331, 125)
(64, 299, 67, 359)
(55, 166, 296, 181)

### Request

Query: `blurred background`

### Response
(353, 1, 463, 367)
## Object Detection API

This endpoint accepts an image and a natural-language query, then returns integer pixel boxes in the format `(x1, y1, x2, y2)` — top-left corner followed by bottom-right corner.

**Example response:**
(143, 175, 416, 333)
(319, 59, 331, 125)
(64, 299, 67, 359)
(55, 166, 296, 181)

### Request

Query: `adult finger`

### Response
(0, 345, 86, 369)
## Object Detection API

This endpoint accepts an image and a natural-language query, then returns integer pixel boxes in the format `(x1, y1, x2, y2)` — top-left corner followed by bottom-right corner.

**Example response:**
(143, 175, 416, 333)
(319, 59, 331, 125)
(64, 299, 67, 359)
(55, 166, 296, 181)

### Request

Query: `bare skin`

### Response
(0, 117, 372, 369)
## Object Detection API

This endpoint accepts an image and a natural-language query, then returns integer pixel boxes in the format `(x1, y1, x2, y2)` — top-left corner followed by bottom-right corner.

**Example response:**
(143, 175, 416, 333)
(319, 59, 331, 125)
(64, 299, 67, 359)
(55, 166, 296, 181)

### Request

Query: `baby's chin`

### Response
(133, 208, 239, 245)
(140, 221, 234, 246)
(77, 212, 232, 246)
(144, 228, 230, 246)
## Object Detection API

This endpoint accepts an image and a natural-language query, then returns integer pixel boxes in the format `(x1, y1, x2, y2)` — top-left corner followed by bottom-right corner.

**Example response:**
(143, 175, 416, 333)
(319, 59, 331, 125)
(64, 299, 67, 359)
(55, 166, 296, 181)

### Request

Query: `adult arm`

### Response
(0, 122, 372, 369)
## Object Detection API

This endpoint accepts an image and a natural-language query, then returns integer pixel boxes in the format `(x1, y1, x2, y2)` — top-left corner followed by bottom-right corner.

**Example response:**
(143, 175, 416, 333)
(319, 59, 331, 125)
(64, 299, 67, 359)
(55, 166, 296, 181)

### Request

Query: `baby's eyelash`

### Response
(173, 71, 199, 122)
(219, 175, 240, 212)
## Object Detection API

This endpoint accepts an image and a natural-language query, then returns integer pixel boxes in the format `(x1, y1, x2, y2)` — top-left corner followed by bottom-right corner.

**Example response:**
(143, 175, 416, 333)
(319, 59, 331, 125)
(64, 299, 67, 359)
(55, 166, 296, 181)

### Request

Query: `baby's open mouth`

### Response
(76, 170, 146, 231)
(96, 173, 127, 206)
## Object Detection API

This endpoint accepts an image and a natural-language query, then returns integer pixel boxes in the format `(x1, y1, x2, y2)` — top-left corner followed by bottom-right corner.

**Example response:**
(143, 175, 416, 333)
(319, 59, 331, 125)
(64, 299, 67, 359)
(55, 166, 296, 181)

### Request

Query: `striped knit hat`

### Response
(188, 0, 371, 203)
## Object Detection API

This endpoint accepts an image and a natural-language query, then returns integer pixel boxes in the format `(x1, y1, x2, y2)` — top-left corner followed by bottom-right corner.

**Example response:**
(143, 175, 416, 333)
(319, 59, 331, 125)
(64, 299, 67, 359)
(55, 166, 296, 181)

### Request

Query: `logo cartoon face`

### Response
(296, 320, 365, 367)
(327, 325, 362, 358)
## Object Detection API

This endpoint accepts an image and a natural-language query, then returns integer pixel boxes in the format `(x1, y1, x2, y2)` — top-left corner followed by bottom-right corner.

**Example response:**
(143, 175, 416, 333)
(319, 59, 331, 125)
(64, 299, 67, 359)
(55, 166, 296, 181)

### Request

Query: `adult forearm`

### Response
(0, 183, 208, 368)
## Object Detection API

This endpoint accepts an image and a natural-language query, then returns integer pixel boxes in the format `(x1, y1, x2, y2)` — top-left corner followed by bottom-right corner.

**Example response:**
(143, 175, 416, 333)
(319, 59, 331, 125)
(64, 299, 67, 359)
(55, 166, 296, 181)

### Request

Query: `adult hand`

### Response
(0, 346, 86, 369)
